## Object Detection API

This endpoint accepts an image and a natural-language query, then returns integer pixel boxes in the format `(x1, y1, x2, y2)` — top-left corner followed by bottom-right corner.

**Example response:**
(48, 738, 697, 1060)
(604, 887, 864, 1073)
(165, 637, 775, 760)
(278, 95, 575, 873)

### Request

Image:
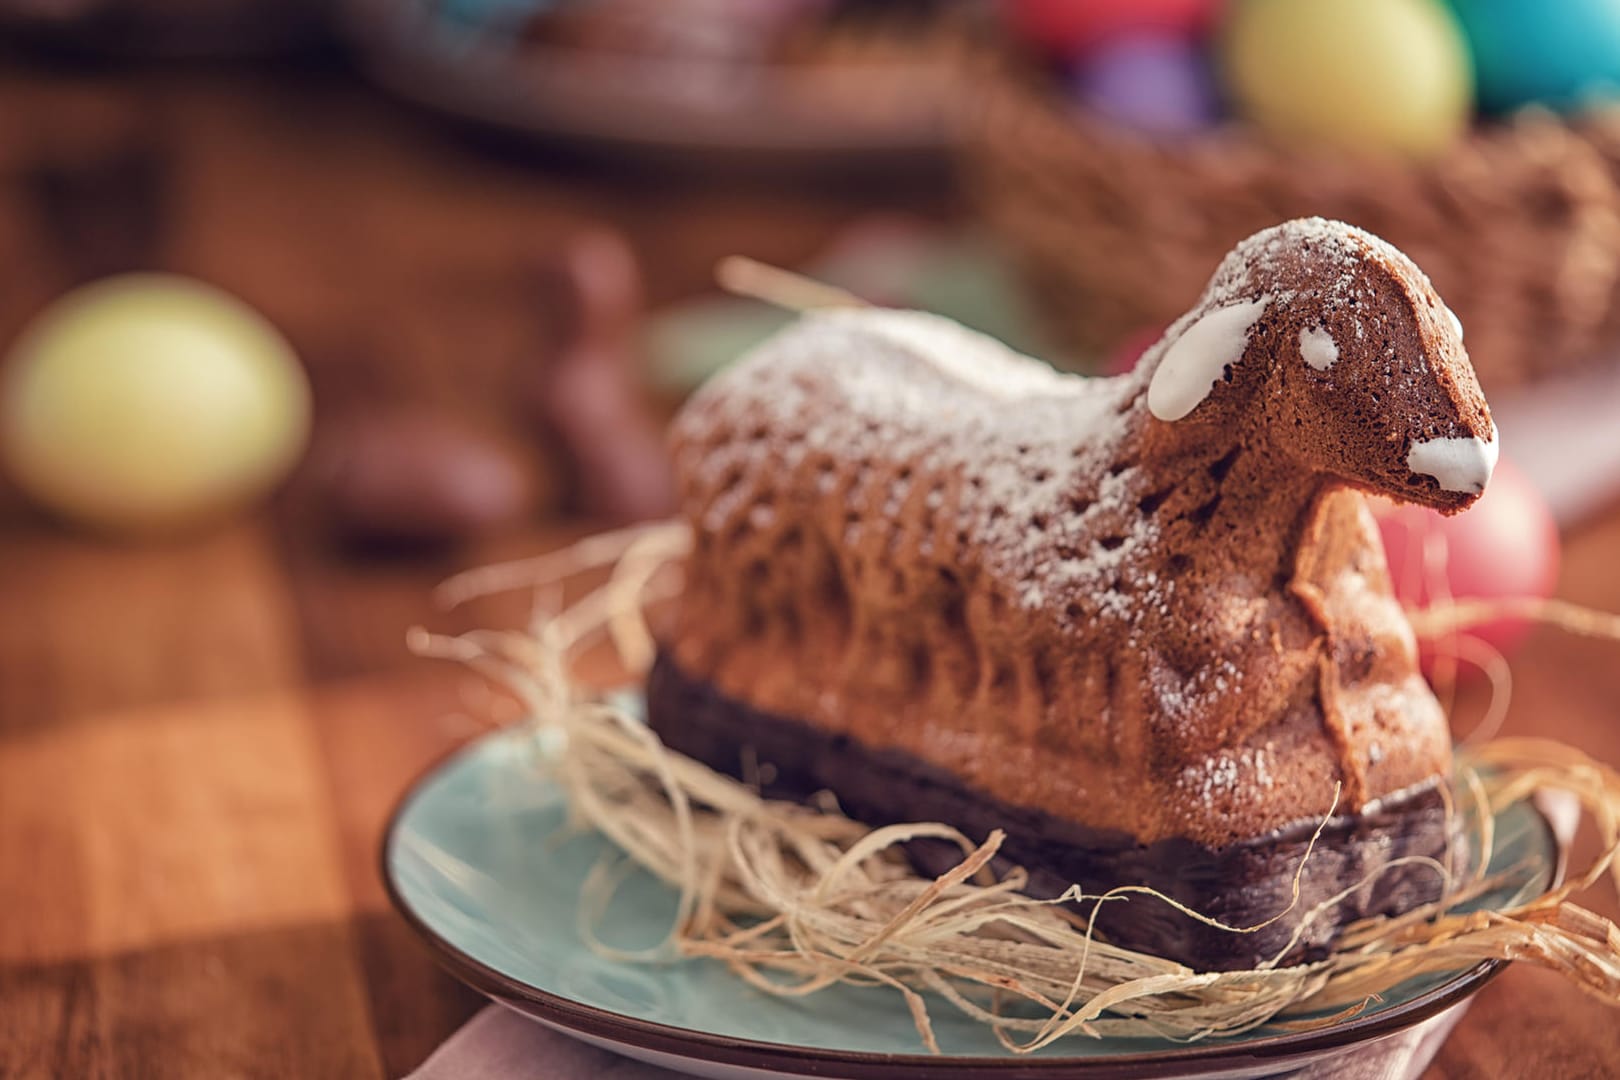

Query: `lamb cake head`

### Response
(1143, 219, 1495, 511)
(649, 218, 1495, 971)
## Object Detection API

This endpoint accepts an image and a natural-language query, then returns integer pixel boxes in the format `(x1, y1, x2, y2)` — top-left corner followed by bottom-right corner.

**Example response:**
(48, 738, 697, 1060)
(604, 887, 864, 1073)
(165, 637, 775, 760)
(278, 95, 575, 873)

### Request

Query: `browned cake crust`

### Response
(659, 219, 1491, 855)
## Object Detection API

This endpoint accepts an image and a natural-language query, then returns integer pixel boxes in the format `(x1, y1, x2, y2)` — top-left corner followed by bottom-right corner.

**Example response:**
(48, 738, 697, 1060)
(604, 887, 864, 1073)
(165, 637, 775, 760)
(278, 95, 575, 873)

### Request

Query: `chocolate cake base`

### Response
(647, 652, 1461, 972)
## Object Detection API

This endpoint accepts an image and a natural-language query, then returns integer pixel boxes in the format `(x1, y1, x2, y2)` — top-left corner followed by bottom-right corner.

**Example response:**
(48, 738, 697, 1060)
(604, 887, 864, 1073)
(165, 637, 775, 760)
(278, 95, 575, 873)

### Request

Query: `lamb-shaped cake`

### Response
(649, 218, 1497, 971)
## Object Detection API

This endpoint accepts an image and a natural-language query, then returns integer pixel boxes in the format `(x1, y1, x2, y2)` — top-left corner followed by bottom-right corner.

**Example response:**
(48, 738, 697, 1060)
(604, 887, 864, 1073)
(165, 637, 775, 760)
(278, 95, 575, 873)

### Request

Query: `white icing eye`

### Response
(1445, 306, 1463, 341)
(1148, 299, 1269, 422)
(1299, 325, 1338, 371)
(1407, 423, 1497, 494)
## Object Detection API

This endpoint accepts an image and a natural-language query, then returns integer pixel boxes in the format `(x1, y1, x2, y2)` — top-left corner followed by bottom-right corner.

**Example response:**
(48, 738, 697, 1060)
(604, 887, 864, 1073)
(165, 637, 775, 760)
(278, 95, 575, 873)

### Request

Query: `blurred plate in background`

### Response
(343, 0, 989, 170)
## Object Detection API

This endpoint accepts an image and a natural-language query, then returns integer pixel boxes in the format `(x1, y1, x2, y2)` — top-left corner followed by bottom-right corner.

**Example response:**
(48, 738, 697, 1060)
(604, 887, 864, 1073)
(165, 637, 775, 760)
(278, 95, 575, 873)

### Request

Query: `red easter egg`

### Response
(1373, 455, 1559, 667)
(1002, 0, 1222, 58)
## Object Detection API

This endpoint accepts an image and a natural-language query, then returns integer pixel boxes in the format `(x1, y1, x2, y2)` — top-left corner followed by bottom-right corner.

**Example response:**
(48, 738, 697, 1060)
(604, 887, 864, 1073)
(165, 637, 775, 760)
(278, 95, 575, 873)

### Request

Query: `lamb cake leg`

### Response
(650, 218, 1492, 972)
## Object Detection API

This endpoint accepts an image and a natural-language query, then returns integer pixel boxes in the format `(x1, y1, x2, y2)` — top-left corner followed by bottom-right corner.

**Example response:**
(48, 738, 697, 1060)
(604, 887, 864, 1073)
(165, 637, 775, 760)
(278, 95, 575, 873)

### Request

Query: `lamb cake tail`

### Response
(650, 217, 1493, 971)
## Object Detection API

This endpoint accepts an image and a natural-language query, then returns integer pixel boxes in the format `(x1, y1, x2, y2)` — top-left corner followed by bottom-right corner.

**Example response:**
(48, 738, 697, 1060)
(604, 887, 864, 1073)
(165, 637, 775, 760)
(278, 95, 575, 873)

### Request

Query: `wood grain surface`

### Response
(0, 55, 1615, 1080)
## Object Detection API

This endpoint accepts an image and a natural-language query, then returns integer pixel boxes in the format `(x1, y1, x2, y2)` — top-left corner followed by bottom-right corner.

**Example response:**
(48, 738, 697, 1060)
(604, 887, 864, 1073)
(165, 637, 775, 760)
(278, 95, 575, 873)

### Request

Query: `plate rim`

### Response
(382, 726, 1555, 1078)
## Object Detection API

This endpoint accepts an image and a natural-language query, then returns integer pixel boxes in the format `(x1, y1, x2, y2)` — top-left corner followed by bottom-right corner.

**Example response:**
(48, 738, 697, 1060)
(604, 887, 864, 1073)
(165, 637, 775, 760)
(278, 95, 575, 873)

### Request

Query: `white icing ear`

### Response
(1408, 422, 1497, 494)
(1299, 325, 1338, 371)
(1148, 299, 1269, 422)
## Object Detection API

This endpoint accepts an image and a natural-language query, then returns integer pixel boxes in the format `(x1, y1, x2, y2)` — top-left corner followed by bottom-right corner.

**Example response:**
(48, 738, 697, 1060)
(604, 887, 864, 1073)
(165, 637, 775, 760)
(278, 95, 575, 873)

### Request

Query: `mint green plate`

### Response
(384, 717, 1558, 1079)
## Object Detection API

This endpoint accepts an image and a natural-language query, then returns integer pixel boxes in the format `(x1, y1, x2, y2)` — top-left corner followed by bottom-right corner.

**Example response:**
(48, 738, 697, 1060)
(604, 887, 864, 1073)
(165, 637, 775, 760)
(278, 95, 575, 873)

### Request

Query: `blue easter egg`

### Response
(1072, 32, 1221, 136)
(1449, 0, 1620, 112)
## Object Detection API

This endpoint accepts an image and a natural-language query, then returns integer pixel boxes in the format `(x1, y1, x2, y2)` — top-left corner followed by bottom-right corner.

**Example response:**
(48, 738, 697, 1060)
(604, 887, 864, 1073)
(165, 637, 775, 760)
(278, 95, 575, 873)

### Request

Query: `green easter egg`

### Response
(1223, 0, 1474, 157)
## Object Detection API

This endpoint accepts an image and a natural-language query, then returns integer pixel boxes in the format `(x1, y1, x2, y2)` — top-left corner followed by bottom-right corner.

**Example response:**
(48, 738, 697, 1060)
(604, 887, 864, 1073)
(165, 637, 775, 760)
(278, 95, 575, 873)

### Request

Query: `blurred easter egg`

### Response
(1073, 33, 1221, 135)
(1448, 0, 1620, 113)
(1374, 455, 1559, 664)
(1103, 324, 1167, 375)
(1222, 0, 1473, 156)
(1, 274, 310, 535)
(1003, 0, 1221, 60)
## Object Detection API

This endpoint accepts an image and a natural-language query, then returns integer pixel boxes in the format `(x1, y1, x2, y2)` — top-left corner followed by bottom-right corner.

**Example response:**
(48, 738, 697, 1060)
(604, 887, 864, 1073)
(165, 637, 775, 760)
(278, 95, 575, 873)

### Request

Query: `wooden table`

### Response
(0, 58, 1616, 1080)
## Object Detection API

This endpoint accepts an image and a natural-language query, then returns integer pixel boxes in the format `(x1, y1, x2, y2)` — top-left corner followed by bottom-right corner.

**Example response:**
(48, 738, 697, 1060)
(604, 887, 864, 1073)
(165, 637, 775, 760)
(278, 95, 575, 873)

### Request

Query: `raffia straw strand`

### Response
(1408, 596, 1620, 641)
(714, 256, 870, 312)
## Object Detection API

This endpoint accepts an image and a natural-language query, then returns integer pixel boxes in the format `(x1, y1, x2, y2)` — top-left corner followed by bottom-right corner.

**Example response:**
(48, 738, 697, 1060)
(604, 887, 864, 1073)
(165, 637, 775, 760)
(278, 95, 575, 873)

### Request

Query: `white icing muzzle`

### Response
(1407, 423, 1498, 495)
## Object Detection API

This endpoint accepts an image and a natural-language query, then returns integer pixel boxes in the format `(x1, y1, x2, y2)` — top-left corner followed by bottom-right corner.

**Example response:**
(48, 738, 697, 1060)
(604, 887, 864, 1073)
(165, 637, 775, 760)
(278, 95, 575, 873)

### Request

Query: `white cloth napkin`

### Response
(407, 1005, 677, 1080)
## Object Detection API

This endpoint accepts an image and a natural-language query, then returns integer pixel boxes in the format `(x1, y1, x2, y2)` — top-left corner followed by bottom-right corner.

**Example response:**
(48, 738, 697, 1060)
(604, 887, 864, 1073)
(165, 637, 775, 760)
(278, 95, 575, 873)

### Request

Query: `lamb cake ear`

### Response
(1146, 298, 1270, 422)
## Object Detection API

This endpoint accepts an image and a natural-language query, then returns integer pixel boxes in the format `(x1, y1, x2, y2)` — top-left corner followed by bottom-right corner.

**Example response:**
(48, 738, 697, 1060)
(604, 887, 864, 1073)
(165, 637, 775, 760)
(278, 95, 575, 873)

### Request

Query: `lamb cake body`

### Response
(649, 218, 1497, 971)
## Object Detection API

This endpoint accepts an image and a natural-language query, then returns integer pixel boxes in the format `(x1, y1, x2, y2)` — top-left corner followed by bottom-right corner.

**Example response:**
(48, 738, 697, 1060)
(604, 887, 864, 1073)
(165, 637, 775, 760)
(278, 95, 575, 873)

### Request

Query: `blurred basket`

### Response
(969, 73, 1620, 389)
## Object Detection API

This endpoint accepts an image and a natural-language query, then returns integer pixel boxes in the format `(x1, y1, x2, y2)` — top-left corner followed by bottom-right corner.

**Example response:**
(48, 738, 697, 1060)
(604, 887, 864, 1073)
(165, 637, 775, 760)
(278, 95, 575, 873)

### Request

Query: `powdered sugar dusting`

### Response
(1176, 744, 1275, 808)
(681, 308, 1166, 631)
(1195, 217, 1426, 324)
(1217, 217, 1424, 301)
(845, 309, 1074, 400)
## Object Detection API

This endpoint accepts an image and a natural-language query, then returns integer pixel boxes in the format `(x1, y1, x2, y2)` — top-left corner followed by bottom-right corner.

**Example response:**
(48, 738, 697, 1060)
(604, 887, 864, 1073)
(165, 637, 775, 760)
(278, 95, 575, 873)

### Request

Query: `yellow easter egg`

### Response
(1222, 0, 1474, 157)
(1, 274, 311, 535)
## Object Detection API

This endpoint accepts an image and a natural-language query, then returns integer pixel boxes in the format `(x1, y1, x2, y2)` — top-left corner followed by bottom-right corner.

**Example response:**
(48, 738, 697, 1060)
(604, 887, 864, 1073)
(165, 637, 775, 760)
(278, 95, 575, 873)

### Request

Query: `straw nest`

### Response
(416, 522, 1620, 1053)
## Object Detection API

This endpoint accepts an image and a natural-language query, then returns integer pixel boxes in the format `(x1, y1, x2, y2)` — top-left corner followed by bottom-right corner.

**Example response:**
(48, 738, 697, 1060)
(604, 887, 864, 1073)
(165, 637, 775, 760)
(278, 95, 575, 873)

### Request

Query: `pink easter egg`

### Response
(1374, 454, 1559, 669)
(1003, 0, 1223, 60)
